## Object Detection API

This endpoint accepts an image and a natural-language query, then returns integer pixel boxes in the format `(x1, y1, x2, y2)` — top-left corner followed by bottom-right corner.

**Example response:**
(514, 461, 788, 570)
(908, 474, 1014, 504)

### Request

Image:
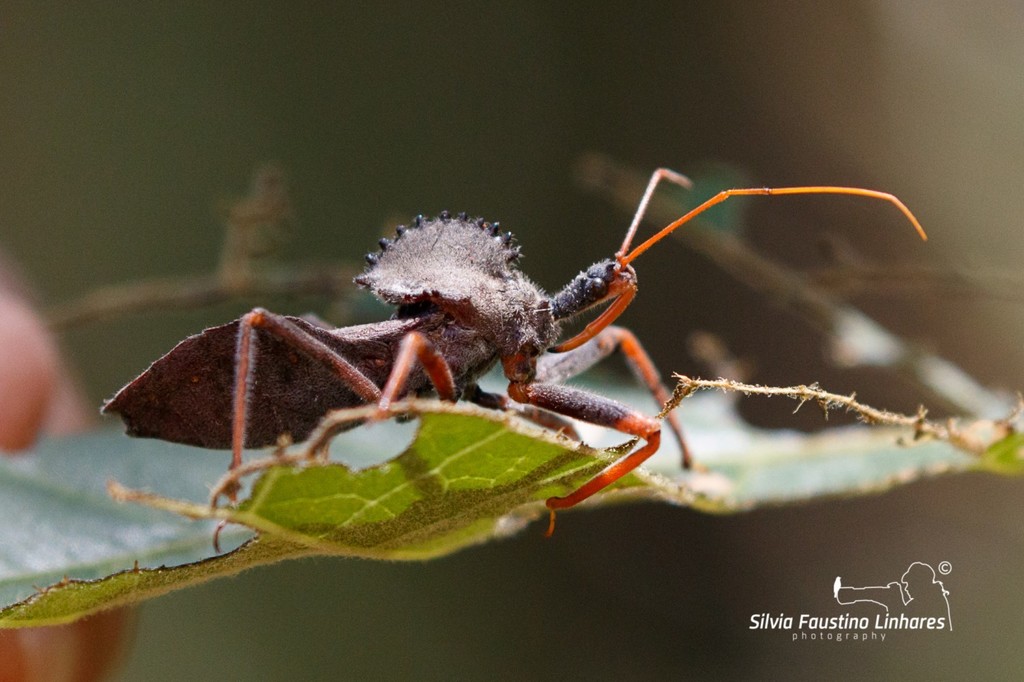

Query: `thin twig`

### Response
(46, 267, 356, 330)
(806, 264, 1024, 304)
(46, 163, 357, 330)
(667, 374, 1018, 457)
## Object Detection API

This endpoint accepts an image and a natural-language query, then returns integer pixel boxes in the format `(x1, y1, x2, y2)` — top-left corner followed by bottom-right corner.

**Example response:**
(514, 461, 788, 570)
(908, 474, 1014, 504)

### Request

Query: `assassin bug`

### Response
(104, 169, 926, 534)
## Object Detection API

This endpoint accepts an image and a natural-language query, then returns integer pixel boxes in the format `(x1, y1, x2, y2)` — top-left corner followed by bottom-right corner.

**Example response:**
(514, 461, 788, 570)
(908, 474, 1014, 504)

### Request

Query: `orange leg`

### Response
(375, 331, 457, 416)
(232, 308, 381, 471)
(537, 325, 691, 467)
(299, 332, 459, 465)
(507, 381, 661, 536)
(597, 327, 691, 468)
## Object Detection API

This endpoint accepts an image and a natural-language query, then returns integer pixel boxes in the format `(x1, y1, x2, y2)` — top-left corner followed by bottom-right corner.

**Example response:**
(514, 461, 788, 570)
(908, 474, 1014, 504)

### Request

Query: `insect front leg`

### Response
(506, 381, 661, 535)
(537, 325, 691, 467)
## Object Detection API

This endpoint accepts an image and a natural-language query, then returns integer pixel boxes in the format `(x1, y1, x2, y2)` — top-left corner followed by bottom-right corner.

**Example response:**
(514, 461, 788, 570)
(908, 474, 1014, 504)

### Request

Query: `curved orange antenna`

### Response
(615, 167, 693, 261)
(551, 177, 927, 356)
(620, 186, 927, 266)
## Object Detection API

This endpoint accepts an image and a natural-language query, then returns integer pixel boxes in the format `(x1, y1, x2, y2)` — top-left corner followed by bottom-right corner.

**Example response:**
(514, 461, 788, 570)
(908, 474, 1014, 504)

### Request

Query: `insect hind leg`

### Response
(230, 308, 382, 472)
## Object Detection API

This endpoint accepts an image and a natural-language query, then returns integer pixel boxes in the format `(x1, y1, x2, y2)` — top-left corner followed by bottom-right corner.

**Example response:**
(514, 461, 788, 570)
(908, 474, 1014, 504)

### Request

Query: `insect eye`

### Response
(583, 260, 620, 290)
(585, 277, 608, 299)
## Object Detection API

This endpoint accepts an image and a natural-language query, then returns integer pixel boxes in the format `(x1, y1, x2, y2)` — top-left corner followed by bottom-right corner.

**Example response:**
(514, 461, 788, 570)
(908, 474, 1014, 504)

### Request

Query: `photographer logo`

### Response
(750, 561, 952, 642)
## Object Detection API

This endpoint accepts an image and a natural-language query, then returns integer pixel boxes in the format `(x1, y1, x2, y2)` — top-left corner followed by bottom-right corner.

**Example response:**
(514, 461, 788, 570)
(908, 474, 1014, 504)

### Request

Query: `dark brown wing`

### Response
(103, 315, 429, 449)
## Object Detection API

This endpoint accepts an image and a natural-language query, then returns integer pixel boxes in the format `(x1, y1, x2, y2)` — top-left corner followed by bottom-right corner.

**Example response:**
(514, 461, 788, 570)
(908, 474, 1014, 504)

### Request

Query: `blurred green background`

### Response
(3, 3, 1023, 679)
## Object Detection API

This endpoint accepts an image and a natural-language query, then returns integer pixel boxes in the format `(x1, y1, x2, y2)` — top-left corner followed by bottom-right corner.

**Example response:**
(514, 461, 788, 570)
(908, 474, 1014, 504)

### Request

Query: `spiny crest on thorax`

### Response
(354, 211, 524, 306)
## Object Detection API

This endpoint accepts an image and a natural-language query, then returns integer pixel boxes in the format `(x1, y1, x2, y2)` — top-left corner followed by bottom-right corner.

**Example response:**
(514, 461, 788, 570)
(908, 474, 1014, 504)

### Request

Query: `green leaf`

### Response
(0, 386, 984, 627)
(980, 432, 1024, 475)
(193, 406, 619, 560)
(0, 431, 254, 625)
(0, 536, 304, 628)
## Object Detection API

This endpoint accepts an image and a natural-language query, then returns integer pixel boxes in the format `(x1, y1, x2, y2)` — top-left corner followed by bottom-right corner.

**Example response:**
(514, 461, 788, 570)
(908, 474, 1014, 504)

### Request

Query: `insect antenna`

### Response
(615, 168, 693, 261)
(551, 170, 927, 354)
(619, 182, 928, 267)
